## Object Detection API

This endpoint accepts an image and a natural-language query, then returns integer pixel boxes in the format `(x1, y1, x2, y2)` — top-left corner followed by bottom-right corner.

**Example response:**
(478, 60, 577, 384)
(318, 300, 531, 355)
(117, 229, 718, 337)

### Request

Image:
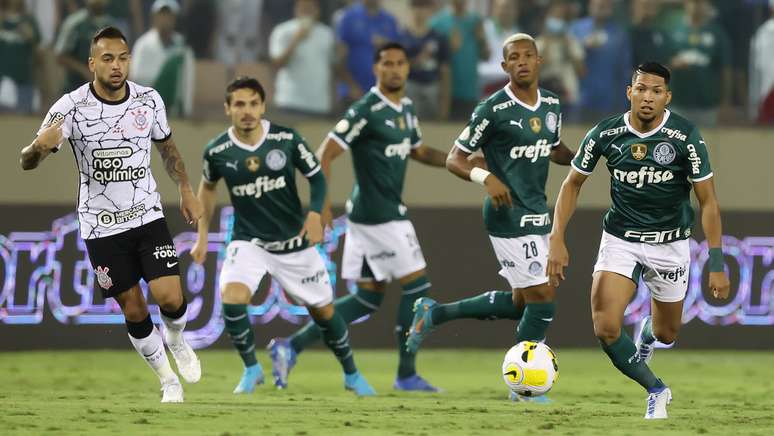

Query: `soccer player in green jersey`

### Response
(268, 42, 449, 392)
(190, 77, 374, 396)
(547, 62, 731, 419)
(405, 33, 575, 402)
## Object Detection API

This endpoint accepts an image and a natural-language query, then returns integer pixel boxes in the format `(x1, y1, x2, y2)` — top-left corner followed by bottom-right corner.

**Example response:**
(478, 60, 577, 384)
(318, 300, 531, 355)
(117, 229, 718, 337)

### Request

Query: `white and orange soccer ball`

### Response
(502, 341, 559, 397)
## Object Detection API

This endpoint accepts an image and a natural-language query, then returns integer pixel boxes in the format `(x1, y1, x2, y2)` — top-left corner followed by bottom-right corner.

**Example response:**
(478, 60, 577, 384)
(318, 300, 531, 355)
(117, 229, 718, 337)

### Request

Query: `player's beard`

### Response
(383, 82, 405, 93)
(98, 75, 126, 92)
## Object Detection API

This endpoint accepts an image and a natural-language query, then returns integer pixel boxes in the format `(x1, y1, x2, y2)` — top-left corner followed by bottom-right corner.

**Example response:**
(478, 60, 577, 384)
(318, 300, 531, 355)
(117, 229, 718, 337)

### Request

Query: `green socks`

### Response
(222, 303, 258, 367)
(601, 329, 665, 392)
(290, 287, 384, 353)
(431, 290, 522, 325)
(396, 276, 432, 379)
(515, 302, 555, 343)
(316, 313, 357, 374)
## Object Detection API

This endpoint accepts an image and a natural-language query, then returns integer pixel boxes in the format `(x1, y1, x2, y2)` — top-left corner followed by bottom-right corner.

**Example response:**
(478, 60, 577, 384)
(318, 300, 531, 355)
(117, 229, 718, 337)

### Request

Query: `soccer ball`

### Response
(501, 341, 558, 397)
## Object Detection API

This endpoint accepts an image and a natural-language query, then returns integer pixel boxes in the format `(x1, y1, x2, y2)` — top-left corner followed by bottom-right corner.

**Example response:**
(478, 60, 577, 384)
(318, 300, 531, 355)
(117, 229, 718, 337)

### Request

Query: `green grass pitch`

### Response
(1, 349, 773, 435)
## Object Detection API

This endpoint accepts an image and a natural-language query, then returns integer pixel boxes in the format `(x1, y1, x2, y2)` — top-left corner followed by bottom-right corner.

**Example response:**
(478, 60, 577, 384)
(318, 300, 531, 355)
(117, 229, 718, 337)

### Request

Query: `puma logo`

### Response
(510, 119, 523, 129)
(611, 143, 624, 155)
(225, 160, 238, 171)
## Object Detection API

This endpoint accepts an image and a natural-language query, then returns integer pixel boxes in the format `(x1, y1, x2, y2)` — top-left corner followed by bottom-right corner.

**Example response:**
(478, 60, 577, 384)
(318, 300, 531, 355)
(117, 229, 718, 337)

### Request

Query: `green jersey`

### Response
(328, 87, 422, 225)
(454, 86, 562, 238)
(571, 110, 713, 244)
(202, 121, 321, 253)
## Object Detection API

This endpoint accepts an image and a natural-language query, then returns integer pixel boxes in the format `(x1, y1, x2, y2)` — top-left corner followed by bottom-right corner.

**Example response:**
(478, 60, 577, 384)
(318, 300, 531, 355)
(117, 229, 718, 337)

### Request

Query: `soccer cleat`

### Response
(635, 316, 656, 363)
(233, 363, 265, 394)
(344, 371, 376, 396)
(267, 337, 297, 389)
(161, 381, 184, 403)
(164, 331, 201, 383)
(509, 391, 552, 404)
(406, 297, 438, 354)
(644, 386, 672, 419)
(393, 374, 440, 392)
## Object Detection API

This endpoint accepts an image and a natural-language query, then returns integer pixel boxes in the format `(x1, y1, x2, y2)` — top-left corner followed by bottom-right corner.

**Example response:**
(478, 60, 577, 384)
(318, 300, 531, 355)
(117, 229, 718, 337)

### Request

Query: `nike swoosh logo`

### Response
(166, 262, 178, 268)
(142, 346, 160, 358)
(86, 121, 101, 128)
(541, 318, 554, 322)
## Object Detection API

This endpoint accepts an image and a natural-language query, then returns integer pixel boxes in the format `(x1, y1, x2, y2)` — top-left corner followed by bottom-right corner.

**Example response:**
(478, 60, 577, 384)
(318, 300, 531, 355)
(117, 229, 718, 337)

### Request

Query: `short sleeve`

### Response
(292, 133, 322, 178)
(571, 127, 602, 175)
(684, 129, 713, 182)
(202, 149, 221, 183)
(151, 90, 172, 142)
(551, 110, 562, 148)
(327, 104, 368, 150)
(454, 103, 494, 154)
(37, 95, 74, 151)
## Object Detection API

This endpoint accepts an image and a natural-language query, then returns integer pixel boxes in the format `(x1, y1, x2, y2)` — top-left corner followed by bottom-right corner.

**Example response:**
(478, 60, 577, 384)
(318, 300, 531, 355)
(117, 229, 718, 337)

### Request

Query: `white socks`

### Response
(128, 326, 179, 385)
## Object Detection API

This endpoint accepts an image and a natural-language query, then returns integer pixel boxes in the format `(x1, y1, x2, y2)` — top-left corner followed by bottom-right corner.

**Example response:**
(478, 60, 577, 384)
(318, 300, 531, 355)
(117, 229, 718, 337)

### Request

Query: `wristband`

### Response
(708, 247, 724, 272)
(470, 167, 491, 186)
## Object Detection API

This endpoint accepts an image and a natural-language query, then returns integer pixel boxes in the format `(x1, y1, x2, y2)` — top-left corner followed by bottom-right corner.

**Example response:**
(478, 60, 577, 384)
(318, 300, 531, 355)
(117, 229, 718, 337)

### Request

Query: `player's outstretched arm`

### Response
(547, 169, 588, 286)
(20, 118, 63, 170)
(190, 179, 218, 264)
(549, 142, 575, 166)
(410, 144, 447, 167)
(315, 137, 346, 229)
(154, 137, 202, 225)
(694, 178, 731, 299)
(446, 146, 512, 209)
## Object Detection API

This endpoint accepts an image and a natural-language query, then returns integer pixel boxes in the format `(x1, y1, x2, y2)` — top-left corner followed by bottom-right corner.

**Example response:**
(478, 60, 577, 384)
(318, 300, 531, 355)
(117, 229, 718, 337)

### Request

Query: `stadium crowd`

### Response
(1, 0, 773, 125)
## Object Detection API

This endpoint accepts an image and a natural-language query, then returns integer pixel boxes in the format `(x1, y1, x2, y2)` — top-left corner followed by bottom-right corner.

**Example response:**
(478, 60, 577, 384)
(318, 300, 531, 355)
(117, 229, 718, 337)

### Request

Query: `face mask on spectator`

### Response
(545, 17, 566, 34)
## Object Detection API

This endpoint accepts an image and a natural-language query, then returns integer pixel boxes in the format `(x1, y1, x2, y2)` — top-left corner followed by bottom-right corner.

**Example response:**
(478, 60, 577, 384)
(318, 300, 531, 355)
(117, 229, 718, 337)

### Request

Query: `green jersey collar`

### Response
(228, 120, 270, 152)
(623, 109, 671, 138)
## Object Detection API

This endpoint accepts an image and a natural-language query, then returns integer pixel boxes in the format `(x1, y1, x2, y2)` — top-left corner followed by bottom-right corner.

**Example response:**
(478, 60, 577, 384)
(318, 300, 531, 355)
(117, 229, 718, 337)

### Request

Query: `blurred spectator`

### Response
(24, 0, 60, 47)
(569, 0, 631, 121)
(749, 0, 774, 123)
(336, 0, 399, 99)
(214, 0, 263, 65)
(181, 0, 216, 59)
(479, 0, 520, 93)
(54, 0, 116, 92)
(665, 0, 731, 127)
(269, 0, 334, 116)
(430, 0, 489, 120)
(130, 0, 194, 117)
(62, 0, 143, 42)
(536, 0, 585, 109)
(401, 0, 450, 120)
(630, 0, 668, 67)
(0, 0, 40, 113)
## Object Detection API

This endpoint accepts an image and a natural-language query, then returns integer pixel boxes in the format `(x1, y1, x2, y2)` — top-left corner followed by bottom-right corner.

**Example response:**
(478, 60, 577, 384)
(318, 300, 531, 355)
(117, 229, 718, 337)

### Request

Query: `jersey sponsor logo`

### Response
(600, 126, 627, 138)
(245, 156, 261, 172)
(345, 118, 367, 143)
(370, 101, 387, 112)
(74, 97, 96, 108)
(613, 167, 674, 188)
(660, 127, 687, 142)
(540, 95, 560, 105)
(131, 108, 149, 131)
(510, 139, 552, 162)
(44, 112, 65, 127)
(296, 144, 316, 171)
(657, 265, 687, 283)
(153, 244, 177, 260)
(232, 175, 287, 198)
(94, 266, 113, 290)
(469, 118, 490, 148)
(301, 269, 327, 284)
(335, 119, 350, 133)
(653, 142, 676, 165)
(266, 149, 288, 171)
(631, 143, 647, 160)
(509, 119, 524, 129)
(91, 147, 146, 184)
(501, 259, 516, 268)
(208, 141, 233, 156)
(520, 213, 550, 227)
(250, 235, 303, 252)
(687, 143, 703, 175)
(369, 250, 396, 261)
(546, 112, 558, 133)
(266, 131, 293, 141)
(528, 261, 543, 276)
(580, 138, 595, 168)
(529, 117, 542, 133)
(385, 138, 412, 160)
(624, 227, 682, 243)
(225, 160, 239, 171)
(493, 99, 517, 112)
(97, 204, 147, 227)
(132, 93, 153, 104)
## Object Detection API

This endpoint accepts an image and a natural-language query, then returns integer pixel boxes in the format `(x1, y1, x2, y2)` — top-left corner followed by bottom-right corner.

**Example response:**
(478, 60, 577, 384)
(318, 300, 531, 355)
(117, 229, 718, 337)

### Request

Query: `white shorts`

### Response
(342, 219, 427, 282)
(594, 231, 690, 303)
(219, 240, 333, 308)
(489, 234, 550, 289)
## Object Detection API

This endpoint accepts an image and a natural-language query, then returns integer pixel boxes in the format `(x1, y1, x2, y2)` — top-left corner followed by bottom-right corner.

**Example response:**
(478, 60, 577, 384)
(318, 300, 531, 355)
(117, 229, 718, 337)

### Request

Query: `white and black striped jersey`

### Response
(38, 81, 172, 239)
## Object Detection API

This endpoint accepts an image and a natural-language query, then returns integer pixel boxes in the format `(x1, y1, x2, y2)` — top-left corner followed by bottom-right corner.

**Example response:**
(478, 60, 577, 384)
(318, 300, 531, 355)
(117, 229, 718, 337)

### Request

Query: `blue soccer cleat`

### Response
(344, 371, 376, 396)
(233, 363, 264, 394)
(267, 337, 297, 389)
(393, 374, 440, 392)
(509, 391, 552, 403)
(406, 297, 438, 354)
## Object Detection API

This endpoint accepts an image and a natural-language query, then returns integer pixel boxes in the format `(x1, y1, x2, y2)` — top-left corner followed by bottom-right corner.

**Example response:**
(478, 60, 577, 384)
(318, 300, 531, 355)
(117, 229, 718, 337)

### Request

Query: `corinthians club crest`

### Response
(95, 266, 113, 290)
(529, 117, 542, 133)
(131, 108, 149, 131)
(245, 156, 261, 172)
(631, 143, 647, 160)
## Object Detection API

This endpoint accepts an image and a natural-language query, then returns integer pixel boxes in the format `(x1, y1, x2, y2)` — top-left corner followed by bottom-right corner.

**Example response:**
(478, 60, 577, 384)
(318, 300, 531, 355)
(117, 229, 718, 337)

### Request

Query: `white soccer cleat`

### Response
(161, 381, 184, 403)
(644, 387, 672, 419)
(165, 332, 201, 383)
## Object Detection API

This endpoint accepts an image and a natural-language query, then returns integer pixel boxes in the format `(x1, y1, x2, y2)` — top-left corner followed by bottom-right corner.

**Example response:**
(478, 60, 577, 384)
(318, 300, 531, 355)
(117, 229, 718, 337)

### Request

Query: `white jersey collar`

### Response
(503, 85, 541, 112)
(371, 86, 403, 112)
(228, 120, 270, 152)
(624, 109, 671, 138)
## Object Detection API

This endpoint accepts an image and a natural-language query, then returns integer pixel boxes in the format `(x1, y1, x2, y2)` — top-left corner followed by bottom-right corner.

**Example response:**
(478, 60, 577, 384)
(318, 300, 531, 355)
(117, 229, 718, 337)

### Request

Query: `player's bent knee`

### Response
(592, 319, 621, 344)
(220, 283, 252, 304)
(308, 303, 334, 321)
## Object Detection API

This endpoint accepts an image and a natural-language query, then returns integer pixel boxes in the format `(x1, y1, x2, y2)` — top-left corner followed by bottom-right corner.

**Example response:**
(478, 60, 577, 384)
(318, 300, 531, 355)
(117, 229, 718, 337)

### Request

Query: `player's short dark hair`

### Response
(225, 76, 266, 104)
(633, 62, 671, 86)
(90, 26, 128, 53)
(373, 41, 408, 64)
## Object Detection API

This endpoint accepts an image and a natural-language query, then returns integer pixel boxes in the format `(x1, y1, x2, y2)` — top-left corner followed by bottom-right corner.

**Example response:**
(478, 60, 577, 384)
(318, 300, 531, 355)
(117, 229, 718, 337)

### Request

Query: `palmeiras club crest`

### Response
(95, 266, 113, 290)
(131, 108, 149, 131)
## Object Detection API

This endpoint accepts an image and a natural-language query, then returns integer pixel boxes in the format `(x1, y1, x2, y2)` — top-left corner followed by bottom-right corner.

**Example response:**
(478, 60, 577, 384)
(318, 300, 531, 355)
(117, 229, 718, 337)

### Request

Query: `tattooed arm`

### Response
(154, 137, 202, 225)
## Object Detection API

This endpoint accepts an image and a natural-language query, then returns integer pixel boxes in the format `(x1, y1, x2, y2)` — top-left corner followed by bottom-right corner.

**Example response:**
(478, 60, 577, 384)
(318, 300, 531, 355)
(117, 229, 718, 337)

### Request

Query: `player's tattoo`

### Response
(155, 138, 189, 186)
(20, 141, 46, 170)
